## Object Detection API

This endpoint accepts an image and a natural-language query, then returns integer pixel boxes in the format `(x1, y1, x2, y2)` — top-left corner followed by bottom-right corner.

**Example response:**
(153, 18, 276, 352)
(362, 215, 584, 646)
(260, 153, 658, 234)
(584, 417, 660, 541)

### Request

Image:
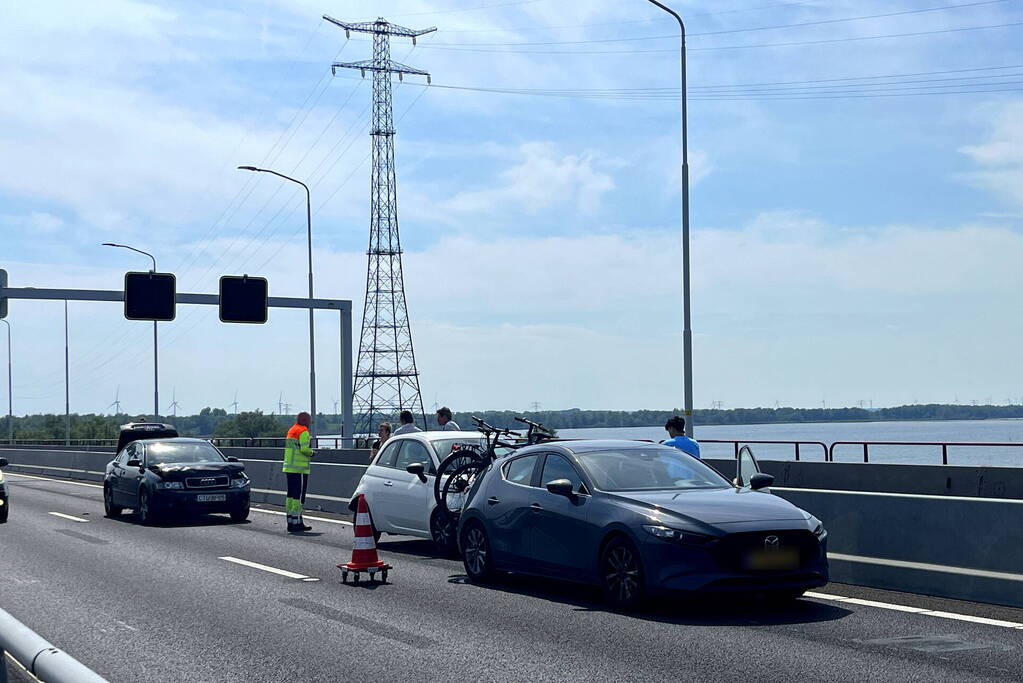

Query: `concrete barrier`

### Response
(4, 447, 1022, 607)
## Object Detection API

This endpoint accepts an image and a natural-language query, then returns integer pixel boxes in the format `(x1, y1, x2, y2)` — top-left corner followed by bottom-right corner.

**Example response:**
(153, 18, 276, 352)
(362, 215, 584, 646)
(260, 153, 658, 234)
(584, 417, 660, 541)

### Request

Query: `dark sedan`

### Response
(457, 440, 828, 608)
(104, 438, 250, 524)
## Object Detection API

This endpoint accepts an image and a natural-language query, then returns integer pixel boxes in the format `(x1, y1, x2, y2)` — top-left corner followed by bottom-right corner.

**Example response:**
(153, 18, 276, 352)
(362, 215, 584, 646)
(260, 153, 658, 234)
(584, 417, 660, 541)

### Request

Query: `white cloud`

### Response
(960, 100, 1023, 208)
(439, 141, 615, 215)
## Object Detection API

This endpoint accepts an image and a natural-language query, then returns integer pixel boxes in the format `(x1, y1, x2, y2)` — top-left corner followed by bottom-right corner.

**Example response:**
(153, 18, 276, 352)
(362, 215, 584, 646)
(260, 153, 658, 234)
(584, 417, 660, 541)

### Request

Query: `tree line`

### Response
(3, 403, 1022, 441)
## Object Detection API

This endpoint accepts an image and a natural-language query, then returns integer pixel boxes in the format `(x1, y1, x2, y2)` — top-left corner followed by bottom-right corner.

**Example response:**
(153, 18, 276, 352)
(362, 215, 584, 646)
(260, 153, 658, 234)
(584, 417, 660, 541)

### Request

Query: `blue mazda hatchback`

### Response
(457, 440, 828, 608)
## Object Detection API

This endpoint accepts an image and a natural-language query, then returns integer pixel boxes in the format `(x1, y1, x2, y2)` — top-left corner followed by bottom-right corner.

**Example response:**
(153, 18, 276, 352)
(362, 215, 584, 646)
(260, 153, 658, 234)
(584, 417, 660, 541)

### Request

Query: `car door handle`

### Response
(530, 503, 542, 512)
(487, 496, 500, 505)
(383, 481, 393, 487)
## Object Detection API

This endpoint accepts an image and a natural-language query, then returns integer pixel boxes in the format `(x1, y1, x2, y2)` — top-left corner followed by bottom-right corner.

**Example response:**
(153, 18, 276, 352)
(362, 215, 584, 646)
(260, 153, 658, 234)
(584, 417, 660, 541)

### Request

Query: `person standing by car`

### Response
(663, 416, 701, 459)
(392, 410, 421, 435)
(436, 407, 460, 431)
(371, 422, 391, 458)
(283, 412, 315, 533)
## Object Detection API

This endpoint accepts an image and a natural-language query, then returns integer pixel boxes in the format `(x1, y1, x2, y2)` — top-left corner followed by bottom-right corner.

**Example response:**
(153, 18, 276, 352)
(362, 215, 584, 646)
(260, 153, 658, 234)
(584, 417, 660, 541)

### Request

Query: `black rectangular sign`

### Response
(124, 271, 176, 321)
(219, 275, 268, 324)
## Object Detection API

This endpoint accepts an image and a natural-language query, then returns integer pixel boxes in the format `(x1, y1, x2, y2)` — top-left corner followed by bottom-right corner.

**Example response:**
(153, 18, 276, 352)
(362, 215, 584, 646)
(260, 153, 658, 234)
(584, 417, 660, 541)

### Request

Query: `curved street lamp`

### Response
(102, 242, 160, 422)
(237, 166, 317, 436)
(644, 0, 694, 436)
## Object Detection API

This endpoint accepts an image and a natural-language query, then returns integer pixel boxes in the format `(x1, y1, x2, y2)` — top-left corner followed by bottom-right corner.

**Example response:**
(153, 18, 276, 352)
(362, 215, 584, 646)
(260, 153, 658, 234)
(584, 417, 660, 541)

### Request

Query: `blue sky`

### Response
(2, 0, 1023, 418)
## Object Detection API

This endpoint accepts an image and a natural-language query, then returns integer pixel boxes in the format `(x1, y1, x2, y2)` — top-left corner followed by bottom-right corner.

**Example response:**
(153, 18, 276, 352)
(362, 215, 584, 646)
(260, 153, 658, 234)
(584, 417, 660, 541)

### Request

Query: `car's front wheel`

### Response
(136, 488, 159, 525)
(430, 507, 458, 557)
(104, 484, 123, 518)
(230, 504, 250, 523)
(600, 536, 646, 610)
(461, 520, 495, 582)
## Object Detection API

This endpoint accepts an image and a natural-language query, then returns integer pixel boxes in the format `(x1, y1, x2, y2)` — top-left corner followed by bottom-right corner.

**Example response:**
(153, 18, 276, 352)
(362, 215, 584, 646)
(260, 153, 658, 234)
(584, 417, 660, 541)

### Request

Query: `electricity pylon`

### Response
(325, 15, 434, 434)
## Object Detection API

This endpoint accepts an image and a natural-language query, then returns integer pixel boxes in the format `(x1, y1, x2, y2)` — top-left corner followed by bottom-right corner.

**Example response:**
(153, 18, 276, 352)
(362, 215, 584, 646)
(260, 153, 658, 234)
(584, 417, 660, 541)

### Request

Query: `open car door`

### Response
(734, 445, 774, 491)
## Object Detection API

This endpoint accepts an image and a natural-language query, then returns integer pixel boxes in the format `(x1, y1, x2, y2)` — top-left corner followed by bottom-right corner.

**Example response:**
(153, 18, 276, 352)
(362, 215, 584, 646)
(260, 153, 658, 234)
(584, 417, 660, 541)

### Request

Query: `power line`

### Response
(426, 0, 1010, 45)
(413, 20, 1023, 54)
(440, 1, 825, 33)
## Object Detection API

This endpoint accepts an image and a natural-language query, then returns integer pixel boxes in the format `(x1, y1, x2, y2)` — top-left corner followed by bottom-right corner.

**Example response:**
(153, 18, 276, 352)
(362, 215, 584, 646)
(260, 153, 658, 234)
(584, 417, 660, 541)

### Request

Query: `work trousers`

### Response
(285, 472, 309, 526)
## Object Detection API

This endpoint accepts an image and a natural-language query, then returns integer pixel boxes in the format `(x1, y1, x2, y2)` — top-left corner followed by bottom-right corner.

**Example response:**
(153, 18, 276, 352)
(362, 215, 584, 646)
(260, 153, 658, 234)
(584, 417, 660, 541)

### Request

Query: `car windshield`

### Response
(576, 448, 730, 492)
(146, 441, 225, 465)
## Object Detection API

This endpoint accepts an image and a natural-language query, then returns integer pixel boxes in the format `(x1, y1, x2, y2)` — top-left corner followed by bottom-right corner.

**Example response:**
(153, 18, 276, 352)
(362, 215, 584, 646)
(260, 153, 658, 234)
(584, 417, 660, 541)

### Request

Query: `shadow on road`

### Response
(106, 513, 250, 529)
(444, 572, 851, 627)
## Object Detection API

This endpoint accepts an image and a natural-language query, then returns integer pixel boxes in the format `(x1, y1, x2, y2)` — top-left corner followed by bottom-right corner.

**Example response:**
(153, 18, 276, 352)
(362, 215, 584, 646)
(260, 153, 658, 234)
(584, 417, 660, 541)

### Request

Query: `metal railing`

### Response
(0, 607, 108, 682)
(829, 440, 1023, 465)
(701, 439, 829, 461)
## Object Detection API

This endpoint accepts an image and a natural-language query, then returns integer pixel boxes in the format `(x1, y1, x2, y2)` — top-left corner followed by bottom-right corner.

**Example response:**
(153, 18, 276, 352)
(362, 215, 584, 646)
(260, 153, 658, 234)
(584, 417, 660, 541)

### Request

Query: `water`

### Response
(557, 419, 1023, 467)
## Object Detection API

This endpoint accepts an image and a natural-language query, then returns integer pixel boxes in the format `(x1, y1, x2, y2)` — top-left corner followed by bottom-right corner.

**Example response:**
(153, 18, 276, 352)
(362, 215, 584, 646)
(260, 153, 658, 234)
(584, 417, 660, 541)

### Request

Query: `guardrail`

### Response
(0, 607, 108, 682)
(828, 440, 1023, 464)
(701, 439, 829, 461)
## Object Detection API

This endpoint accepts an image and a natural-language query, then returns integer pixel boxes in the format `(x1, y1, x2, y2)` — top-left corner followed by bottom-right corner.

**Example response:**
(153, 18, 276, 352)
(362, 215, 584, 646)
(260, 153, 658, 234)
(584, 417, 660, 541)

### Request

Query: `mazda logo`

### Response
(764, 535, 781, 550)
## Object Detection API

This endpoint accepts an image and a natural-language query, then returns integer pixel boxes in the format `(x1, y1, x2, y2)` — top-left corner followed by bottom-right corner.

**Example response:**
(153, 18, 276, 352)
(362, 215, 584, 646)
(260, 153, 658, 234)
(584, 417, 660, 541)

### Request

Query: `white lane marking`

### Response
(240, 459, 367, 468)
(250, 508, 352, 526)
(774, 486, 1023, 505)
(7, 472, 103, 488)
(48, 511, 89, 522)
(806, 592, 1023, 630)
(219, 556, 319, 581)
(829, 552, 1023, 583)
(5, 464, 106, 476)
(250, 487, 351, 504)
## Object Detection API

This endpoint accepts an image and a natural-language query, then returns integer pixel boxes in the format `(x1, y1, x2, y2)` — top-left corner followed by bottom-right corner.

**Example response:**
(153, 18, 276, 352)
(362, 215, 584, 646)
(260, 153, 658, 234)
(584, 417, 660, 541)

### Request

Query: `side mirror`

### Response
(406, 463, 428, 483)
(0, 457, 8, 468)
(750, 473, 774, 490)
(226, 456, 240, 463)
(545, 479, 575, 497)
(126, 459, 142, 468)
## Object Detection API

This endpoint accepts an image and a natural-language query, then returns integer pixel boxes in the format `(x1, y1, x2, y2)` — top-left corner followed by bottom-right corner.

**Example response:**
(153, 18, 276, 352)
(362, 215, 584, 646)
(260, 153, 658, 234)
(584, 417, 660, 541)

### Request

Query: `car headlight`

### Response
(809, 517, 826, 539)
(155, 481, 184, 490)
(642, 524, 716, 546)
(230, 475, 250, 488)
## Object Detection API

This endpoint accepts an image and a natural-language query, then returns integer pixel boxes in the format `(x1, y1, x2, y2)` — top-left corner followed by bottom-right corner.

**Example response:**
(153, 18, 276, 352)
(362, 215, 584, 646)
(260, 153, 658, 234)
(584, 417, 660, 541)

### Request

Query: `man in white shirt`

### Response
(436, 406, 461, 431)
(392, 410, 422, 435)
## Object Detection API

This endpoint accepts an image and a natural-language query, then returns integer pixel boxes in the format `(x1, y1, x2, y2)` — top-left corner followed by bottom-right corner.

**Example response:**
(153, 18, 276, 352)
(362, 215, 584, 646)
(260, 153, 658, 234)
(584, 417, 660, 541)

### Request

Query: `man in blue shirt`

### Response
(663, 416, 701, 459)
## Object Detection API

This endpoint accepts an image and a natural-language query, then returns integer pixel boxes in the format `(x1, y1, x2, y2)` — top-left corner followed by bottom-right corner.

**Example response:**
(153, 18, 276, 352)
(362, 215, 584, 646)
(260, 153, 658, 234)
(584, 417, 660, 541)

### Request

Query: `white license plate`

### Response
(196, 494, 226, 503)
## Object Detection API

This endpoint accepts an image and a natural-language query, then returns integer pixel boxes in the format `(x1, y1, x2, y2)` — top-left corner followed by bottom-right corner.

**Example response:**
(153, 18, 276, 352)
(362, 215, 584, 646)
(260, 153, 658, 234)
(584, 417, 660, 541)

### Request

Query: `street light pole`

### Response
(645, 0, 695, 437)
(1, 319, 11, 443)
(238, 166, 317, 439)
(64, 301, 70, 446)
(102, 243, 160, 422)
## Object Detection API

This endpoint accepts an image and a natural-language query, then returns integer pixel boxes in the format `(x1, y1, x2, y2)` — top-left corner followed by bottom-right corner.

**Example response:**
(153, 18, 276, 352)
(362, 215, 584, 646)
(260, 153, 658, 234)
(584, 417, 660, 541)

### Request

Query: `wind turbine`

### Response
(167, 388, 181, 418)
(108, 386, 122, 415)
(230, 391, 239, 415)
(277, 392, 285, 415)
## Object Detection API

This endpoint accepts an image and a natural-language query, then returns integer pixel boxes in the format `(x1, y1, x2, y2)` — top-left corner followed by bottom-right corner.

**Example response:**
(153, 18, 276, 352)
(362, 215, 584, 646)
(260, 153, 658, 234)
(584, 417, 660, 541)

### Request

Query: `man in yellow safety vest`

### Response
(283, 411, 315, 533)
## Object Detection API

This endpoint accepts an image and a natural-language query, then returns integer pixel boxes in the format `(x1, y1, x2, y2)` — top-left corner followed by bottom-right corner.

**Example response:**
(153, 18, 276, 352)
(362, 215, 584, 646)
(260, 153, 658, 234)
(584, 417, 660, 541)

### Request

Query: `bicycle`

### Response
(433, 416, 555, 517)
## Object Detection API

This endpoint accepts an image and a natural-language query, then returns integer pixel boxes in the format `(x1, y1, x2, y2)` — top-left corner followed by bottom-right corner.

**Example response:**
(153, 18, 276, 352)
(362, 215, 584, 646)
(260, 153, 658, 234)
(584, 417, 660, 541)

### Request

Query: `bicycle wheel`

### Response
(434, 446, 485, 506)
(440, 460, 487, 516)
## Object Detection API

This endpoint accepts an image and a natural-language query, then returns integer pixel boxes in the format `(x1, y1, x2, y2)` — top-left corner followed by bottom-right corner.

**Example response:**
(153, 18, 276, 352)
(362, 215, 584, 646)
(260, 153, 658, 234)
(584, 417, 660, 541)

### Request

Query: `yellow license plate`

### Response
(746, 549, 799, 571)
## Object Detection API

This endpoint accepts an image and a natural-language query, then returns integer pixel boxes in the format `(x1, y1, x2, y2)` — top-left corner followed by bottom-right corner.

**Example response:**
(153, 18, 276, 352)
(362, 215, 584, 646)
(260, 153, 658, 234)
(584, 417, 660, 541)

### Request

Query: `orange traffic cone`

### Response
(338, 494, 391, 584)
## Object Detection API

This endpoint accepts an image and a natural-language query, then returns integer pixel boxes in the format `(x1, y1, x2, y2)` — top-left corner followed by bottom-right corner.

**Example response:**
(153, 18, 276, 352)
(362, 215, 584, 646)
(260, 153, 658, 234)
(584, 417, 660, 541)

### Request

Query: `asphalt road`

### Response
(2, 473, 1022, 683)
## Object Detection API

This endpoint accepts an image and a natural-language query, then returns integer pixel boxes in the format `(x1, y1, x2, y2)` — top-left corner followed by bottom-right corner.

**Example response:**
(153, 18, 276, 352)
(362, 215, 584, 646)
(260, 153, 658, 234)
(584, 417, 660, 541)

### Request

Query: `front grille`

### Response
(185, 475, 230, 489)
(714, 530, 820, 573)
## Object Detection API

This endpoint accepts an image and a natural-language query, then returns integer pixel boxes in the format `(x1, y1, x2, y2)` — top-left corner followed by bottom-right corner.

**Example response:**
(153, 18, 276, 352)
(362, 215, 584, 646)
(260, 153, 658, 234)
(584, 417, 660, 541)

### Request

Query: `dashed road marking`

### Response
(806, 592, 1023, 630)
(48, 511, 89, 522)
(250, 507, 353, 525)
(219, 556, 320, 581)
